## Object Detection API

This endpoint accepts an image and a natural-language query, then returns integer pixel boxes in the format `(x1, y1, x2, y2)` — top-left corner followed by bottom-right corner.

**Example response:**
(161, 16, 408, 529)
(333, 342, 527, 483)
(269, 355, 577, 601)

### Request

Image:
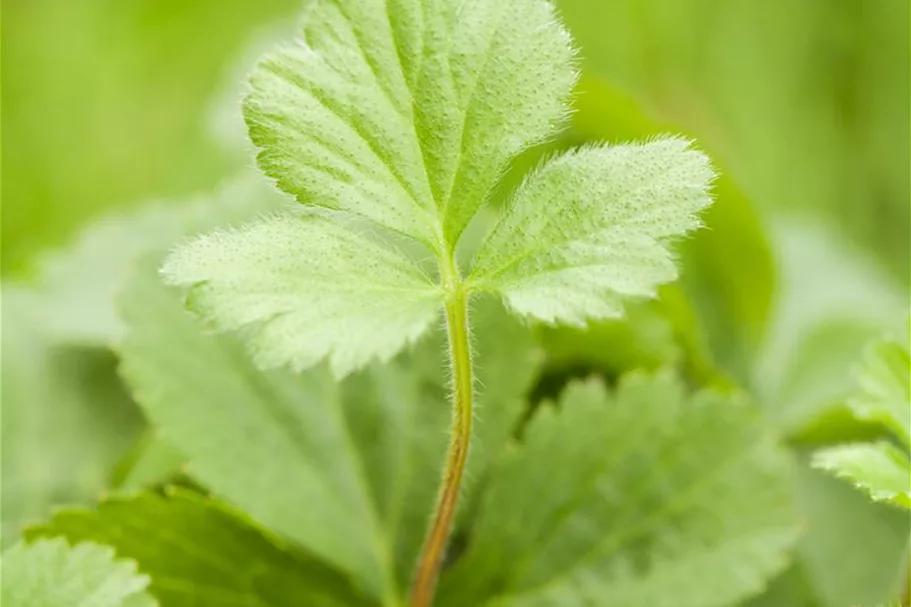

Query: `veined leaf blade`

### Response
(26, 491, 374, 607)
(243, 0, 576, 248)
(162, 214, 443, 377)
(469, 137, 714, 325)
(440, 372, 798, 607)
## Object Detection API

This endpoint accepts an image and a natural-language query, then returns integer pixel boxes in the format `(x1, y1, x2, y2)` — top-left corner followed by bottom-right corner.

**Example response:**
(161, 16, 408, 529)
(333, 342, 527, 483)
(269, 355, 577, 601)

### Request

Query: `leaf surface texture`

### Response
(440, 372, 798, 607)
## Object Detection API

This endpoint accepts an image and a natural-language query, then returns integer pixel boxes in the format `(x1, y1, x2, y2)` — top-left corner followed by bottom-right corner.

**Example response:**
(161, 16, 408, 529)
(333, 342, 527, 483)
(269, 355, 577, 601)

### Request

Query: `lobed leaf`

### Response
(440, 372, 798, 607)
(811, 326, 911, 509)
(26, 490, 372, 607)
(162, 215, 443, 377)
(119, 259, 541, 600)
(812, 443, 911, 509)
(1, 538, 155, 607)
(468, 138, 714, 325)
(848, 332, 910, 447)
(244, 0, 576, 249)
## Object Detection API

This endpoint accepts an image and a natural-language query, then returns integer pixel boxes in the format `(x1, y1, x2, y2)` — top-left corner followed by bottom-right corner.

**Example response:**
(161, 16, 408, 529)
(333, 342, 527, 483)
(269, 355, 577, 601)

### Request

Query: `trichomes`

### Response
(813, 326, 911, 509)
(158, 0, 715, 605)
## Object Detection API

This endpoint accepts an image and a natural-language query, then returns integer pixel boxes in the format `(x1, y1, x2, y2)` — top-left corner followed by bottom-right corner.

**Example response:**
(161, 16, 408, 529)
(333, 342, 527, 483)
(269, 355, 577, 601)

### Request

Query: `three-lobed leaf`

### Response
(1, 538, 156, 607)
(163, 0, 716, 375)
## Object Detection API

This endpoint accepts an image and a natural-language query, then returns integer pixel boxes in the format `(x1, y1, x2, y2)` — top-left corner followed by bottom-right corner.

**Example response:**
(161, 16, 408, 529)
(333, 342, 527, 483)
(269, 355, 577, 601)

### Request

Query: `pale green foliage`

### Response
(787, 463, 909, 607)
(0, 288, 143, 546)
(1, 538, 155, 607)
(119, 261, 540, 600)
(813, 330, 911, 509)
(813, 443, 910, 509)
(164, 0, 715, 375)
(161, 214, 442, 376)
(27, 491, 372, 607)
(35, 174, 285, 344)
(439, 372, 798, 607)
(469, 138, 714, 325)
(849, 334, 910, 445)
(243, 0, 576, 247)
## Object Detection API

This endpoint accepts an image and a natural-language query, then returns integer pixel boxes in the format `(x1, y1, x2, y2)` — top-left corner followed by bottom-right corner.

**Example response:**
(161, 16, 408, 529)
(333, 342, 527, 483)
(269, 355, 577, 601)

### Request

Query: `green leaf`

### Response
(33, 174, 287, 345)
(440, 372, 798, 607)
(1, 538, 155, 607)
(738, 565, 820, 607)
(26, 490, 373, 607)
(849, 333, 910, 447)
(537, 283, 730, 390)
(243, 0, 576, 248)
(468, 138, 714, 325)
(790, 459, 909, 607)
(813, 443, 910, 509)
(118, 259, 540, 601)
(569, 74, 777, 384)
(810, 327, 911, 509)
(109, 431, 186, 493)
(162, 214, 443, 377)
(755, 219, 906, 434)
(0, 288, 143, 546)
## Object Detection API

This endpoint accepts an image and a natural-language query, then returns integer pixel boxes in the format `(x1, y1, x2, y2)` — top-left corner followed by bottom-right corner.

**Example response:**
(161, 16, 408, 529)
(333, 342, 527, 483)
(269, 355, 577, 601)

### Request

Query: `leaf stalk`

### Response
(410, 257, 474, 607)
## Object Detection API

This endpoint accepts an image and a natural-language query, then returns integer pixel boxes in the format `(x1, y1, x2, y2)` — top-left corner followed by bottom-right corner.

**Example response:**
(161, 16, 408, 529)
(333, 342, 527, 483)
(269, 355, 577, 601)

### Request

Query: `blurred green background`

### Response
(2, 1, 909, 606)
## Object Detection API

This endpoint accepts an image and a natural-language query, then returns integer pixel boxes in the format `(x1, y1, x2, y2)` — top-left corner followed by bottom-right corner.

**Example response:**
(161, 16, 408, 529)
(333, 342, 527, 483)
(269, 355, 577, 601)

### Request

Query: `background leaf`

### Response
(0, 288, 144, 547)
(440, 372, 798, 607)
(32, 174, 287, 345)
(810, 325, 910, 509)
(118, 259, 541, 602)
(27, 490, 373, 607)
(813, 443, 910, 508)
(1, 538, 155, 607)
(568, 74, 776, 385)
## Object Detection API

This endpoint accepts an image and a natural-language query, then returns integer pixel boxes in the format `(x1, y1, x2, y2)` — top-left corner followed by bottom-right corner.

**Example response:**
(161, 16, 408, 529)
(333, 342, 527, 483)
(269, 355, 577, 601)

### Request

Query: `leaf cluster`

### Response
(1, 1, 907, 606)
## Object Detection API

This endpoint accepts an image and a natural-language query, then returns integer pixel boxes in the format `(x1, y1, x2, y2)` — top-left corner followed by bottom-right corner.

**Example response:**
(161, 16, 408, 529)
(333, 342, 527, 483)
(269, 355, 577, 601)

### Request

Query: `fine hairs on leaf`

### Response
(160, 0, 716, 604)
(812, 325, 911, 509)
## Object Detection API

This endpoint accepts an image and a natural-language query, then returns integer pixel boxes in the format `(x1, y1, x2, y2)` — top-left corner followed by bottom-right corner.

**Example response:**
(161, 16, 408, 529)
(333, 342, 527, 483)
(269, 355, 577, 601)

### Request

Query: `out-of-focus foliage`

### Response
(440, 374, 797, 607)
(1, 538, 156, 607)
(2, 0, 908, 605)
(813, 329, 911, 509)
(32, 175, 288, 345)
(0, 289, 144, 546)
(1, 0, 299, 274)
(28, 490, 373, 607)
